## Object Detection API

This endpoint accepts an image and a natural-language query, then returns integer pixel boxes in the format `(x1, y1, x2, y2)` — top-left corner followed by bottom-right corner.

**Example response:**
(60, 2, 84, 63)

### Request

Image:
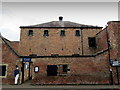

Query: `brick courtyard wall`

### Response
(2, 40, 19, 84)
(96, 21, 120, 84)
(30, 56, 110, 84)
(107, 21, 120, 60)
(96, 29, 108, 52)
(107, 22, 120, 84)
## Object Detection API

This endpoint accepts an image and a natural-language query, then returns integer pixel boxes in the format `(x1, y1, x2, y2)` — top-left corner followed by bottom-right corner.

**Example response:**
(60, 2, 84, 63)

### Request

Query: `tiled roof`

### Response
(20, 21, 102, 28)
(0, 34, 20, 57)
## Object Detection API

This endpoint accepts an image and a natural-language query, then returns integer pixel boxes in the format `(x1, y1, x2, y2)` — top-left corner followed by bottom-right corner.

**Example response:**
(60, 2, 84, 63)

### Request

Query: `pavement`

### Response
(1, 84, 120, 90)
(1, 80, 120, 90)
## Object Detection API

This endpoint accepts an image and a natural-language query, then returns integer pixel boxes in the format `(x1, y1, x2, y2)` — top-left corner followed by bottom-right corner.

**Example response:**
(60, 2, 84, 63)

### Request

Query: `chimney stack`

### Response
(59, 16, 63, 21)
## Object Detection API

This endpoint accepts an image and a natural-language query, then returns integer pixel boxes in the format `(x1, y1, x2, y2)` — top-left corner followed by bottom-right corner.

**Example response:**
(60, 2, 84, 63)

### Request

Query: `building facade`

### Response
(1, 17, 120, 84)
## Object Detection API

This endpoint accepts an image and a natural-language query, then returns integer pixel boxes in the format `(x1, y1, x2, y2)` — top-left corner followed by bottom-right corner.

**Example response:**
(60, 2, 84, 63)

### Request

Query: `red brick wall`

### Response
(107, 22, 120, 60)
(2, 40, 19, 84)
(30, 56, 110, 84)
(19, 28, 101, 56)
(11, 41, 19, 53)
(96, 29, 108, 52)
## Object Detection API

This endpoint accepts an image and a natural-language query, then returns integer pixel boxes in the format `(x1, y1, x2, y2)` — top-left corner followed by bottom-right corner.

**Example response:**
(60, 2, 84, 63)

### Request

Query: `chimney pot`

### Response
(59, 16, 63, 21)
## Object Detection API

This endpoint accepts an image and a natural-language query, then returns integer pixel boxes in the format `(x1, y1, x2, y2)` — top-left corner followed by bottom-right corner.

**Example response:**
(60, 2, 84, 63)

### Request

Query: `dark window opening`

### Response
(63, 65, 68, 72)
(44, 30, 49, 36)
(28, 30, 33, 36)
(47, 65, 58, 76)
(75, 30, 80, 36)
(78, 48, 80, 50)
(57, 64, 69, 75)
(0, 65, 6, 76)
(60, 30, 65, 36)
(88, 37, 96, 47)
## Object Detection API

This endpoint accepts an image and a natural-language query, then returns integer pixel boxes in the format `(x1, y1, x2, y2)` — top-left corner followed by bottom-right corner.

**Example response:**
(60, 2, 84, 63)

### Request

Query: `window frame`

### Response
(28, 30, 33, 36)
(57, 64, 69, 76)
(44, 30, 49, 36)
(88, 37, 97, 47)
(0, 64, 8, 78)
(75, 30, 80, 36)
(60, 30, 65, 36)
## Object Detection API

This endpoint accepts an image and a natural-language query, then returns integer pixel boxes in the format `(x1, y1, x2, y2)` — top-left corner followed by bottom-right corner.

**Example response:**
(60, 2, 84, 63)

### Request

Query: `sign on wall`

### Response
(22, 58, 31, 62)
(110, 60, 120, 67)
(34, 66, 39, 73)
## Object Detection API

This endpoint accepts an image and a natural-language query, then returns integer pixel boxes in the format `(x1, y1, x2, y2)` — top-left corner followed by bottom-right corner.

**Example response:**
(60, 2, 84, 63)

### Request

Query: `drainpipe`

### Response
(105, 25, 113, 85)
(80, 28, 84, 55)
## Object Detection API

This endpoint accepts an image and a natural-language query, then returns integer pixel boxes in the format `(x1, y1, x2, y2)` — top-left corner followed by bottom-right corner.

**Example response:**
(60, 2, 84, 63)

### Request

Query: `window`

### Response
(63, 65, 68, 72)
(47, 65, 58, 76)
(88, 37, 96, 47)
(44, 30, 49, 36)
(60, 30, 65, 36)
(57, 64, 69, 75)
(28, 30, 33, 36)
(0, 65, 7, 77)
(47, 64, 69, 76)
(75, 30, 80, 36)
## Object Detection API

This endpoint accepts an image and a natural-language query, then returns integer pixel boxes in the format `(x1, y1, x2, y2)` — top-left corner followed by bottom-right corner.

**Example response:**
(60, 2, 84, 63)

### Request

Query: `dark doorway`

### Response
(47, 65, 58, 76)
(21, 62, 24, 83)
(28, 62, 32, 80)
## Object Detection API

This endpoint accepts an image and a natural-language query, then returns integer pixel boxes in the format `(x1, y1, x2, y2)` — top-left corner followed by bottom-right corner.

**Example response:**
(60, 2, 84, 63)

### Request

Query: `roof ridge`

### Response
(20, 21, 102, 28)
(0, 35, 20, 57)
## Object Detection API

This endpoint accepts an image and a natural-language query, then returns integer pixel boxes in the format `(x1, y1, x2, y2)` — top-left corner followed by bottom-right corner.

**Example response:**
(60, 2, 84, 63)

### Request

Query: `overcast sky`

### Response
(0, 2, 118, 41)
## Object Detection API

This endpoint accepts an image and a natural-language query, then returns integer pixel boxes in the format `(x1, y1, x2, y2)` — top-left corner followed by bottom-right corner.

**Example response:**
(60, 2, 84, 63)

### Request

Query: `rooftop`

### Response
(20, 17, 102, 28)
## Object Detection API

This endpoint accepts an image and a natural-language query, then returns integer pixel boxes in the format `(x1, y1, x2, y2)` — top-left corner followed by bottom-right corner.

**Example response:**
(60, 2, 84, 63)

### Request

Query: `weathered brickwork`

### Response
(107, 22, 120, 60)
(1, 37, 19, 84)
(82, 28, 101, 55)
(96, 29, 108, 52)
(1, 19, 120, 85)
(31, 56, 109, 84)
(19, 28, 102, 56)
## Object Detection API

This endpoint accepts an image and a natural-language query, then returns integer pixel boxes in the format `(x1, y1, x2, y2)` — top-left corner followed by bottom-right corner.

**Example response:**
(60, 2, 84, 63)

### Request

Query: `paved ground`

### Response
(1, 84, 120, 90)
(1, 80, 120, 90)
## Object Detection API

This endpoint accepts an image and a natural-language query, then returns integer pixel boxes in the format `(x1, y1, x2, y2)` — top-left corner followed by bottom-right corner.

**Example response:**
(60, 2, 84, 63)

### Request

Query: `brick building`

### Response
(1, 17, 120, 85)
(0, 34, 19, 84)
